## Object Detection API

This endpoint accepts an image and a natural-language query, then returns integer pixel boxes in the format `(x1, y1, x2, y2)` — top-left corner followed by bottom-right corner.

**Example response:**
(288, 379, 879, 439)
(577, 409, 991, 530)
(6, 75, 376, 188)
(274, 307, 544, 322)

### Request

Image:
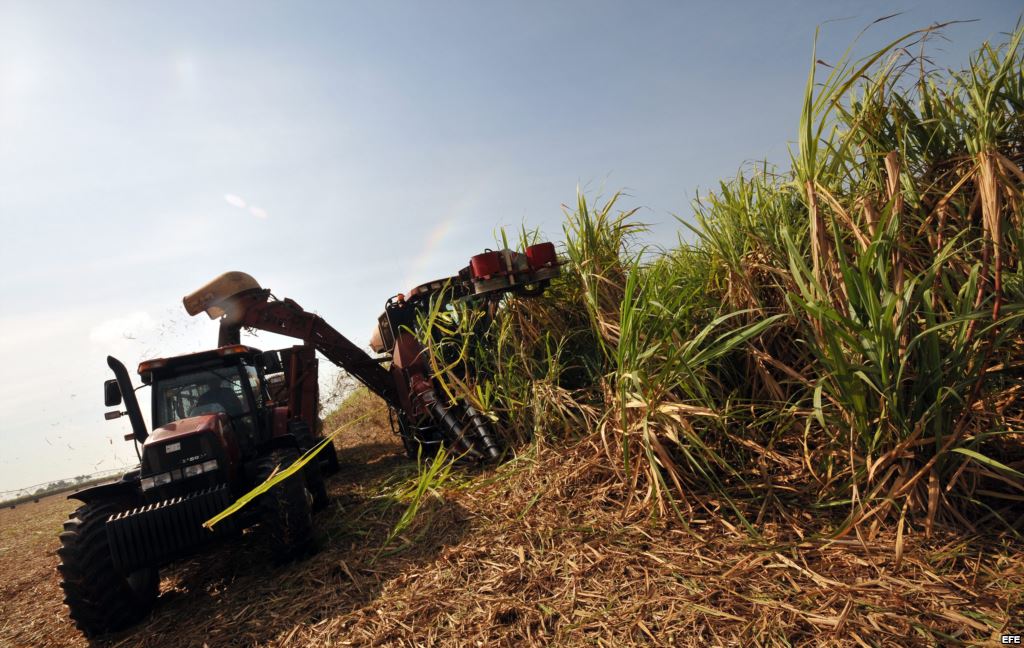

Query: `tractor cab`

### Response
(142, 345, 267, 436)
(133, 345, 267, 499)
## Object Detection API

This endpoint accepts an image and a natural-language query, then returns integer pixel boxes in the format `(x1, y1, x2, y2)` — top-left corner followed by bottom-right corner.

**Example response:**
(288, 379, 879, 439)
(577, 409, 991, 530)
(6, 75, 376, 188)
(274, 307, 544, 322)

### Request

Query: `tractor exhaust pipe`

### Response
(107, 356, 148, 444)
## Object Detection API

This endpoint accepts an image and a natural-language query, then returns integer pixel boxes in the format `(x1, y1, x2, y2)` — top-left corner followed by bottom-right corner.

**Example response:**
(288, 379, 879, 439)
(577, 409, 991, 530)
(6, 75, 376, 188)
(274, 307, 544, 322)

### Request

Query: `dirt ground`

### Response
(0, 404, 425, 648)
(3, 398, 1024, 647)
(0, 492, 79, 646)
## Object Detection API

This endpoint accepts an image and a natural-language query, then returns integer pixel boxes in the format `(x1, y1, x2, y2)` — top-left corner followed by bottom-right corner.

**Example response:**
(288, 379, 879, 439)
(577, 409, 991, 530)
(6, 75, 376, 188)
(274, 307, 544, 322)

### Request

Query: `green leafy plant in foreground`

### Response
(424, 23, 1024, 536)
(376, 447, 456, 557)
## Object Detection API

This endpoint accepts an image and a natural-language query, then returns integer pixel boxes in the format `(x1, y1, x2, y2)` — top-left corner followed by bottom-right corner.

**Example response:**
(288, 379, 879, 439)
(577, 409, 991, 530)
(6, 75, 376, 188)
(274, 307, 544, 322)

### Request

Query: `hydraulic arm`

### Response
(199, 287, 398, 405)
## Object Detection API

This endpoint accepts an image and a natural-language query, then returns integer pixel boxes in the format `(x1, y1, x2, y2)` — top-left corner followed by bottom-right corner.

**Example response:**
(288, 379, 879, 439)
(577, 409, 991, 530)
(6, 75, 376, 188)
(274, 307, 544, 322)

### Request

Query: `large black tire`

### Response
(313, 416, 340, 477)
(289, 419, 332, 509)
(57, 500, 159, 637)
(321, 440, 340, 476)
(256, 448, 314, 561)
(304, 458, 330, 513)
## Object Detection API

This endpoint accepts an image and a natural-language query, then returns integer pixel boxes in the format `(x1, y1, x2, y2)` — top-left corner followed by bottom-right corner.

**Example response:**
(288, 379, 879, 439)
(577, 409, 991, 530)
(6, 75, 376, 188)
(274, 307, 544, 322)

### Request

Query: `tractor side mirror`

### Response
(262, 350, 283, 374)
(104, 379, 122, 407)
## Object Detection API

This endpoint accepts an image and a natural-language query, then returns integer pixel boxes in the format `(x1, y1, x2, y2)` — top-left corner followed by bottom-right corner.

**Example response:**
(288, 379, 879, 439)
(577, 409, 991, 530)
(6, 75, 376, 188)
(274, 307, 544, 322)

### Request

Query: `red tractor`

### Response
(58, 243, 558, 637)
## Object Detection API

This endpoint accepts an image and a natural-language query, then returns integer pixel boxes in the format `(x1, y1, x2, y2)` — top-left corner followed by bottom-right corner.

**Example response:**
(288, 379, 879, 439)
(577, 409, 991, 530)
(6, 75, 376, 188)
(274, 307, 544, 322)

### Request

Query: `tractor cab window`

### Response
(154, 368, 251, 428)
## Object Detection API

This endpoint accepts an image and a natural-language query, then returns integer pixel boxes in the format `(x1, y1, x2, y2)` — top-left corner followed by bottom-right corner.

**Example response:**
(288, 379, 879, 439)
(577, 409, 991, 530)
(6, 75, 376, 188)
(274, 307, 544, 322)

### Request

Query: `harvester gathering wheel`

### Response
(401, 433, 442, 462)
(58, 500, 159, 637)
(397, 416, 442, 462)
(256, 448, 315, 561)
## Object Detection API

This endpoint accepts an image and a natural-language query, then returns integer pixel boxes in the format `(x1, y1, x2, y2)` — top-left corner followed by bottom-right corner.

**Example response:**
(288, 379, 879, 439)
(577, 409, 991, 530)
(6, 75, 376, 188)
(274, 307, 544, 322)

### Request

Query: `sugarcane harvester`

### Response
(184, 241, 560, 462)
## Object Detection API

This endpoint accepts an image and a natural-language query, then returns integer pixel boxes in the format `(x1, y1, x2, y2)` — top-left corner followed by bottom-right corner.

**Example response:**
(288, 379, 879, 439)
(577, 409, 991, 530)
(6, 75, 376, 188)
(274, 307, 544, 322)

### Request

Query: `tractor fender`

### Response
(69, 478, 141, 505)
(258, 434, 300, 454)
(286, 419, 315, 449)
(269, 406, 290, 440)
(244, 435, 301, 483)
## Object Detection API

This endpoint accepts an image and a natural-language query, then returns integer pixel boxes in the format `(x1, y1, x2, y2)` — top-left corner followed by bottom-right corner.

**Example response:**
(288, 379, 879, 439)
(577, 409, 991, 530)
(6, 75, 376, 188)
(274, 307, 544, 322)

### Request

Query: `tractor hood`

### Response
(146, 414, 226, 446)
(140, 412, 240, 488)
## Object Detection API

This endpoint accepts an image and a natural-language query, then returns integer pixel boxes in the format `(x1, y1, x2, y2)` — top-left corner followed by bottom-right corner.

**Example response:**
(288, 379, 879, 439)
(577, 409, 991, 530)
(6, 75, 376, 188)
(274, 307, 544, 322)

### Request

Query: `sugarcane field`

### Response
(2, 3, 1024, 647)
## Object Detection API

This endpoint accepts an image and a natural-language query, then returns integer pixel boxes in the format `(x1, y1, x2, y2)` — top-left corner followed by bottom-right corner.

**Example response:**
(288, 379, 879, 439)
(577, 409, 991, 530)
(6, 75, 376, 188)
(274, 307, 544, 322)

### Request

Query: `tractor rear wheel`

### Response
(304, 458, 330, 512)
(256, 448, 314, 561)
(322, 440, 340, 475)
(58, 500, 159, 637)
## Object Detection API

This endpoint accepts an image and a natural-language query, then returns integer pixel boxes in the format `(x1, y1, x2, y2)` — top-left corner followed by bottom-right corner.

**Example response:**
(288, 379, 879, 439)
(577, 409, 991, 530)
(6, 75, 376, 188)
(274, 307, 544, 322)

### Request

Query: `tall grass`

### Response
(421, 24, 1024, 537)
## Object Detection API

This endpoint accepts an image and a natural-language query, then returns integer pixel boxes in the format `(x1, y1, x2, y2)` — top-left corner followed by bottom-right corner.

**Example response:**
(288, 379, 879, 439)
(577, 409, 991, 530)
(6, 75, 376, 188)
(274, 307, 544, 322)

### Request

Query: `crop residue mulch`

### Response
(305, 438, 1024, 647)
(2, 419, 1023, 647)
(0, 493, 83, 647)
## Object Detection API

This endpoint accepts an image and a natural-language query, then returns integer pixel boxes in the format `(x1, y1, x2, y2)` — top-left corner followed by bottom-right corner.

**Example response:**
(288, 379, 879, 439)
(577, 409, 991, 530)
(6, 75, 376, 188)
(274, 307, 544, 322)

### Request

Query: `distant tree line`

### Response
(2, 470, 127, 507)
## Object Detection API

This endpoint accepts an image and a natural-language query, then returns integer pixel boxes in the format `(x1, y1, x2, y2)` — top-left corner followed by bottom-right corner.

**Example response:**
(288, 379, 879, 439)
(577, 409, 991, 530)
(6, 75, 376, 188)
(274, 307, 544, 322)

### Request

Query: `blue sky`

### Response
(0, 1, 1018, 492)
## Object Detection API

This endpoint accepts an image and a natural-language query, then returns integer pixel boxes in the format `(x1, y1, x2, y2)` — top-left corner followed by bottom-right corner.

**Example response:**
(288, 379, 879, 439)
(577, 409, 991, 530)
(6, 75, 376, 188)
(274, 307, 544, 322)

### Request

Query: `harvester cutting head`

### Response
(368, 242, 561, 462)
(371, 243, 560, 355)
(462, 242, 559, 297)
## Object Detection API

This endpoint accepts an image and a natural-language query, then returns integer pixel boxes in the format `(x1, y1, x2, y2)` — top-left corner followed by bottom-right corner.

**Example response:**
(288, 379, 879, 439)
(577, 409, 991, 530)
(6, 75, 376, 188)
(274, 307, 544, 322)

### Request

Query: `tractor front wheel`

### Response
(58, 500, 159, 637)
(256, 448, 315, 561)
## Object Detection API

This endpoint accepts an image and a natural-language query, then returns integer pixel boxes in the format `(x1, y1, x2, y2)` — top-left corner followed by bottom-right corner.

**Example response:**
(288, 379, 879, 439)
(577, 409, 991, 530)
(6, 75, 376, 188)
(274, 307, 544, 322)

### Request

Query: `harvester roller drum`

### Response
(463, 405, 503, 462)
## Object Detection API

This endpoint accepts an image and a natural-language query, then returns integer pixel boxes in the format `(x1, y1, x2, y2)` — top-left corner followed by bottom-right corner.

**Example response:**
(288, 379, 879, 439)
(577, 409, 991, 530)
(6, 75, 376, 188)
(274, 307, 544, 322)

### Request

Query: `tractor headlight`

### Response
(183, 459, 219, 478)
(141, 460, 219, 490)
(141, 471, 173, 491)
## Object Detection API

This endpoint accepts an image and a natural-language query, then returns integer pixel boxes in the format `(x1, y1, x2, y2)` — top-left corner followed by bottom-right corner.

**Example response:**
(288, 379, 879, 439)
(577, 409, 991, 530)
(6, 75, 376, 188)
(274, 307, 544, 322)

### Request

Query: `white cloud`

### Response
(223, 193, 247, 209)
(225, 194, 268, 219)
